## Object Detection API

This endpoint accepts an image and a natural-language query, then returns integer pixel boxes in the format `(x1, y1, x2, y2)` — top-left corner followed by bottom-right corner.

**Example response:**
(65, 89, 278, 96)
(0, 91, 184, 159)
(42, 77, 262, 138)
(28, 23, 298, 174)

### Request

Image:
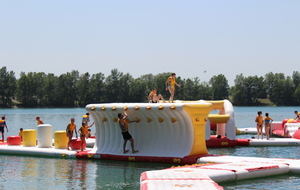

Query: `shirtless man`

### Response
(117, 111, 138, 154)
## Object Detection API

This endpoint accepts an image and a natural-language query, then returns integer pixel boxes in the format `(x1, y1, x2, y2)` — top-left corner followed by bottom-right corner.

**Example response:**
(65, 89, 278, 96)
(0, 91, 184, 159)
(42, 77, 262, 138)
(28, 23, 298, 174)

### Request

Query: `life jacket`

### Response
(68, 123, 76, 131)
(0, 120, 5, 128)
(80, 126, 88, 135)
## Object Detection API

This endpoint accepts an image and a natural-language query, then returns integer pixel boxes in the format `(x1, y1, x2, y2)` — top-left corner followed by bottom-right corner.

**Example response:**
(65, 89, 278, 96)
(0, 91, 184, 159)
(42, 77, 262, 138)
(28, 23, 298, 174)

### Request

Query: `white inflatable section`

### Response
(141, 168, 223, 190)
(206, 120, 212, 140)
(224, 100, 236, 140)
(86, 102, 211, 157)
(198, 155, 300, 174)
(205, 100, 236, 140)
(284, 123, 300, 137)
(141, 155, 295, 190)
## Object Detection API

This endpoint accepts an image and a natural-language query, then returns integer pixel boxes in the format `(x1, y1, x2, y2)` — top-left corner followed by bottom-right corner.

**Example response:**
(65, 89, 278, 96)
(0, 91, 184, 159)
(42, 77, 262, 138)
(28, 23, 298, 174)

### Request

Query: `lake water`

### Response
(0, 106, 300, 189)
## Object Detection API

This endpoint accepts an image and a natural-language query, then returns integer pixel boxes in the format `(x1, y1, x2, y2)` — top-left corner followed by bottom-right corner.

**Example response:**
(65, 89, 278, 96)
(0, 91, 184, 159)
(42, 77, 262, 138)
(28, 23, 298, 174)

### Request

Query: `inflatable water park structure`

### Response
(2, 99, 300, 161)
(1, 100, 300, 190)
(83, 99, 238, 164)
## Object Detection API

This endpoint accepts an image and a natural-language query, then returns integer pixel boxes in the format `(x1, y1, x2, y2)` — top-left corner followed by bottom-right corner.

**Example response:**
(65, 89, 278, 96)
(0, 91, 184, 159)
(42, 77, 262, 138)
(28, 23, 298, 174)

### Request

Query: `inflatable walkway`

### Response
(141, 155, 300, 190)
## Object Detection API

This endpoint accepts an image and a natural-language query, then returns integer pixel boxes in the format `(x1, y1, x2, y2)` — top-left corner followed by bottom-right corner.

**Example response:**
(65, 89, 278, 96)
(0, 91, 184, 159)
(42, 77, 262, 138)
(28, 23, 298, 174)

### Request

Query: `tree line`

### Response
(1, 66, 300, 107)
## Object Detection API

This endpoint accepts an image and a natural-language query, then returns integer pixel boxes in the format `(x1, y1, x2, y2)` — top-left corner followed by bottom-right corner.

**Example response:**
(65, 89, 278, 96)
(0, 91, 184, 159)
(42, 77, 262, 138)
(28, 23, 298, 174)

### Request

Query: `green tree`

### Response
(56, 71, 78, 107)
(283, 76, 295, 106)
(34, 72, 47, 107)
(292, 71, 300, 89)
(209, 74, 229, 100)
(294, 85, 300, 105)
(0, 67, 16, 107)
(139, 73, 156, 93)
(77, 72, 90, 107)
(16, 72, 41, 107)
(119, 73, 133, 102)
(16, 72, 29, 106)
(105, 69, 123, 102)
(44, 73, 58, 107)
(232, 74, 247, 105)
(232, 74, 266, 105)
(198, 81, 212, 100)
(181, 77, 202, 100)
(128, 78, 148, 102)
(265, 73, 292, 106)
(88, 73, 106, 103)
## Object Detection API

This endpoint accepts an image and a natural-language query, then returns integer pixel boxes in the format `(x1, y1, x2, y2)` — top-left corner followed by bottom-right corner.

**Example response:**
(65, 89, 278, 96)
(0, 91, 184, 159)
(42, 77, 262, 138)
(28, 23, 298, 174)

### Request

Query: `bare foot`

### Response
(124, 150, 129, 154)
(133, 150, 139, 153)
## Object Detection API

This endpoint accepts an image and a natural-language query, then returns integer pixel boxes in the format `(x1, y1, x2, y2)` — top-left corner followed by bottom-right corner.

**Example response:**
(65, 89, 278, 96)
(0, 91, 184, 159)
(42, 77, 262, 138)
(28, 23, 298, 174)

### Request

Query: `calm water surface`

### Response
(0, 106, 300, 189)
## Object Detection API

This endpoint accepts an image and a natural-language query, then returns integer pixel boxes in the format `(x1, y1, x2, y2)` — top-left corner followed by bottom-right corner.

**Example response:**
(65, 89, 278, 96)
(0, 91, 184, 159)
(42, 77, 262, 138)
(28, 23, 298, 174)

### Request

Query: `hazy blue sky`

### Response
(1, 1, 299, 85)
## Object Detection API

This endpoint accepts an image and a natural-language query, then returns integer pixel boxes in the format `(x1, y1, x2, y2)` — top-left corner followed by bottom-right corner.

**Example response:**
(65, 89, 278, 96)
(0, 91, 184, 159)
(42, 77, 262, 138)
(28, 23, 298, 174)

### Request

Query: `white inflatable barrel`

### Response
(37, 124, 53, 148)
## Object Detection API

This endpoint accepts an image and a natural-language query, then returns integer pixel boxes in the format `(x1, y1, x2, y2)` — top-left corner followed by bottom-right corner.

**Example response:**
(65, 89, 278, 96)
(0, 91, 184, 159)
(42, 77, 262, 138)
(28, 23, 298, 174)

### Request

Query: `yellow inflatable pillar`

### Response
(23, 129, 37, 147)
(54, 130, 68, 149)
(183, 103, 212, 155)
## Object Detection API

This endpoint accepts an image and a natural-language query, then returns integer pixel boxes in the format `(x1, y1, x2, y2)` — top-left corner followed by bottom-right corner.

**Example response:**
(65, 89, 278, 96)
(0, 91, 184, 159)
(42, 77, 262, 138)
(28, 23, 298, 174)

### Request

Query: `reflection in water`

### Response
(208, 147, 237, 156)
(94, 160, 170, 189)
(254, 147, 271, 158)
(0, 156, 98, 189)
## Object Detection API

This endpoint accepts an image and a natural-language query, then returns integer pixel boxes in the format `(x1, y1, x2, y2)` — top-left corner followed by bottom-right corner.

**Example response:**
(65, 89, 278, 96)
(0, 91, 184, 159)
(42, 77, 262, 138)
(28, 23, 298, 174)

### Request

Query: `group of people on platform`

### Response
(66, 113, 94, 151)
(17, 114, 94, 151)
(148, 73, 181, 103)
(255, 111, 273, 140)
(255, 111, 300, 140)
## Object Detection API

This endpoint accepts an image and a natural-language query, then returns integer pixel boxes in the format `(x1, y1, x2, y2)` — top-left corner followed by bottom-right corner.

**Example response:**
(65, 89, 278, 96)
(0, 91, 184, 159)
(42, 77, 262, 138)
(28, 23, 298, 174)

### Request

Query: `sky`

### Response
(1, 0, 299, 85)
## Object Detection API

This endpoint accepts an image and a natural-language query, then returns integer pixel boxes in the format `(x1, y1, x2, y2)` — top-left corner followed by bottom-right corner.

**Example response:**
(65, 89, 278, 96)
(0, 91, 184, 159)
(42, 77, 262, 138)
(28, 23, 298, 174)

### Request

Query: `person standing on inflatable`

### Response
(264, 113, 273, 140)
(165, 73, 180, 103)
(0, 116, 8, 142)
(255, 111, 263, 139)
(78, 122, 94, 151)
(117, 111, 138, 154)
(66, 118, 78, 150)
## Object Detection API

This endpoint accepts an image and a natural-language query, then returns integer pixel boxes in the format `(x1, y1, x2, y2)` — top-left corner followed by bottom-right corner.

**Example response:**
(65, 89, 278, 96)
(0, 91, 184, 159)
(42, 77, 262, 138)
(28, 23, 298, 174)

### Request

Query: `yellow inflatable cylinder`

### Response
(54, 130, 68, 149)
(23, 129, 37, 147)
(207, 114, 230, 123)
